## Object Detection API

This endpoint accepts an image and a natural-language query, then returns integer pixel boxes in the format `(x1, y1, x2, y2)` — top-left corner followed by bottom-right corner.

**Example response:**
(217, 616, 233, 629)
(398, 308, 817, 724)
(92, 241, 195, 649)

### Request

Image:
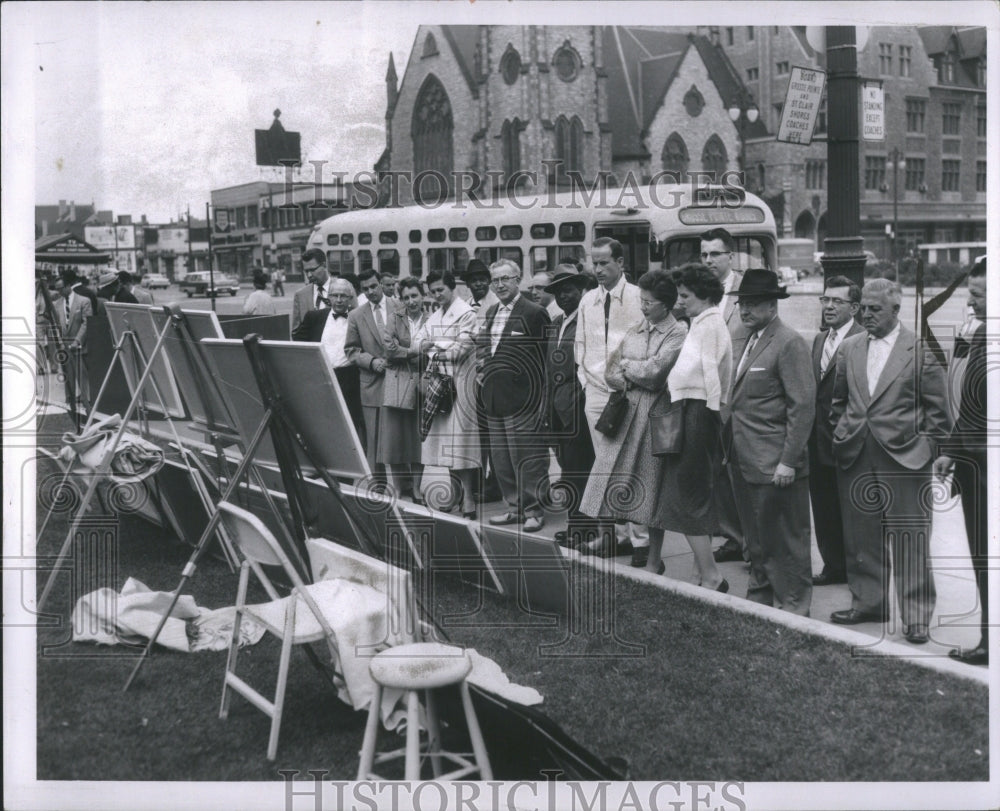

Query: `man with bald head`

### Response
(829, 278, 951, 644)
(293, 277, 366, 447)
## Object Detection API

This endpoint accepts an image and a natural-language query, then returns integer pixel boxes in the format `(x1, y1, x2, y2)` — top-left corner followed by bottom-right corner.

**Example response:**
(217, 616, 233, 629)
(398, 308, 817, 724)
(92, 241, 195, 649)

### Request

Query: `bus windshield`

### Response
(661, 236, 773, 272)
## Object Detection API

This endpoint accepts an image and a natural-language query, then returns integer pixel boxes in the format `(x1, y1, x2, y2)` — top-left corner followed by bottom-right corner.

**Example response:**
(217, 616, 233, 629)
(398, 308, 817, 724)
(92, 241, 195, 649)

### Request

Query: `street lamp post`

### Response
(728, 96, 760, 186)
(886, 147, 906, 278)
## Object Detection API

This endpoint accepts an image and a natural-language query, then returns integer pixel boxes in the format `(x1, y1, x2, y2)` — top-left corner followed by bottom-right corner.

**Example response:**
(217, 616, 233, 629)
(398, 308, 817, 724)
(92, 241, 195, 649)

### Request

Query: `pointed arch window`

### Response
(422, 32, 439, 58)
(500, 46, 521, 85)
(502, 119, 522, 178)
(411, 75, 453, 201)
(661, 132, 689, 180)
(554, 115, 584, 183)
(702, 134, 728, 181)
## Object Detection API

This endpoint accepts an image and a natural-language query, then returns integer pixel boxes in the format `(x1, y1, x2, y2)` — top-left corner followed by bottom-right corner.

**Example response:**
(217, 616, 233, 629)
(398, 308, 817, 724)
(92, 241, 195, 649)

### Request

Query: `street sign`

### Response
(776, 66, 826, 145)
(861, 81, 885, 142)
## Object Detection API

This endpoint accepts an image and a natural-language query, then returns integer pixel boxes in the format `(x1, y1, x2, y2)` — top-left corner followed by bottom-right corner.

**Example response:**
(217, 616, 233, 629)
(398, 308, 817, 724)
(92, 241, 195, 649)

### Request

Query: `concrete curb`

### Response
(567, 548, 991, 687)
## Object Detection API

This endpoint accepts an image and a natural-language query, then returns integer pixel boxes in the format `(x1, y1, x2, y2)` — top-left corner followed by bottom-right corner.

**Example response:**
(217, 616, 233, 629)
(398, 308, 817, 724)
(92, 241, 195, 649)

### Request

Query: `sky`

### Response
(27, 2, 419, 223)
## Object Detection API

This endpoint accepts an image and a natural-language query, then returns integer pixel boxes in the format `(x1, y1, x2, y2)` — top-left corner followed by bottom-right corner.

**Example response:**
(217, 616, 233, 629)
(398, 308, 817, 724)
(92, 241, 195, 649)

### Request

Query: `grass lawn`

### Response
(32, 437, 988, 782)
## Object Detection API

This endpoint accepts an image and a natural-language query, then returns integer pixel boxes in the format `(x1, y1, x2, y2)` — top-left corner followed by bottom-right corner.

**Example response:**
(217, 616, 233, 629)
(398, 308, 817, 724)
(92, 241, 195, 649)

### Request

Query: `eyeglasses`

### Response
(818, 296, 851, 306)
(491, 275, 520, 286)
(701, 251, 729, 259)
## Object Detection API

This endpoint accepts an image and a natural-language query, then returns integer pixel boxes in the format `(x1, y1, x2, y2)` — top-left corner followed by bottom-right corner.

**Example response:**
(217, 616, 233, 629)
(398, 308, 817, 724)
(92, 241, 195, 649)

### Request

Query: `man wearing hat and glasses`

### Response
(725, 268, 815, 615)
(544, 264, 596, 546)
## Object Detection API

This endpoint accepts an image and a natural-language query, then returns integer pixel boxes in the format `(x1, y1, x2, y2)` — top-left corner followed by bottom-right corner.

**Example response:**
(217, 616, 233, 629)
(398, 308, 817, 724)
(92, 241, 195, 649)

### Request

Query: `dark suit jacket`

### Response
(830, 324, 951, 470)
(291, 307, 332, 342)
(949, 323, 986, 453)
(726, 316, 816, 484)
(809, 321, 865, 467)
(479, 296, 550, 419)
(546, 311, 585, 427)
(345, 300, 389, 407)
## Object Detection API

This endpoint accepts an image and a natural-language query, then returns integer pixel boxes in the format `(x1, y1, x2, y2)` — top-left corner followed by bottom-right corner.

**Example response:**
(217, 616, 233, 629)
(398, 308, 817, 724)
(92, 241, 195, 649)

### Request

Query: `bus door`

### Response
(594, 221, 651, 282)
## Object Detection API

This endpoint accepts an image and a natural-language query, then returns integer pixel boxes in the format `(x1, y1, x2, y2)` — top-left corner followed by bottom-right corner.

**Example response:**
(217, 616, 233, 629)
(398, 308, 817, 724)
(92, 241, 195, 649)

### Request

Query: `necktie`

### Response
(373, 302, 384, 331)
(820, 330, 837, 376)
(64, 296, 70, 323)
(603, 292, 612, 340)
(737, 332, 758, 377)
(315, 285, 328, 309)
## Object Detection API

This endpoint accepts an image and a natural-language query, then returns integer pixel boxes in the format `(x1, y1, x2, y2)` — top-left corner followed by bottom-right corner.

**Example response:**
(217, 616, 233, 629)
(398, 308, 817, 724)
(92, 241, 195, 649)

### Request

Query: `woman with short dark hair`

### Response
(578, 270, 687, 565)
(647, 263, 731, 588)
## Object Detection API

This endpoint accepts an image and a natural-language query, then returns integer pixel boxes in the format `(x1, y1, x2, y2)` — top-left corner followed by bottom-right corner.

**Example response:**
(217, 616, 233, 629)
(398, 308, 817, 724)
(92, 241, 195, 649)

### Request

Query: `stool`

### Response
(357, 642, 493, 781)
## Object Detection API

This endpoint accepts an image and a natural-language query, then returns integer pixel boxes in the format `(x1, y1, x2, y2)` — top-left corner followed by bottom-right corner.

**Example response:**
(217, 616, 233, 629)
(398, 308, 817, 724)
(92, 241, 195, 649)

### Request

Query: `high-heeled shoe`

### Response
(716, 579, 730, 594)
(462, 508, 477, 521)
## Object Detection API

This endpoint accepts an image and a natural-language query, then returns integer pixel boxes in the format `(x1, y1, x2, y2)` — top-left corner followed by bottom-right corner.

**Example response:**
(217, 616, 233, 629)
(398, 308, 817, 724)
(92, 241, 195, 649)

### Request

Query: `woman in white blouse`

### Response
(411, 269, 480, 517)
(648, 264, 733, 590)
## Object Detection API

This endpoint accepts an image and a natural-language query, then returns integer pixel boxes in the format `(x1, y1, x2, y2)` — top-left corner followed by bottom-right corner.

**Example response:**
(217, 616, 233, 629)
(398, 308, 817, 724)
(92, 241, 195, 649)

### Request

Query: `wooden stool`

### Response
(357, 642, 493, 781)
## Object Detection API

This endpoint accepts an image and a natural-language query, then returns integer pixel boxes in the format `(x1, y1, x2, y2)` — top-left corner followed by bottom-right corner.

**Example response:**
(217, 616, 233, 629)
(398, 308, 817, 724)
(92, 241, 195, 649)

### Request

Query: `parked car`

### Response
(178, 272, 240, 297)
(141, 273, 171, 289)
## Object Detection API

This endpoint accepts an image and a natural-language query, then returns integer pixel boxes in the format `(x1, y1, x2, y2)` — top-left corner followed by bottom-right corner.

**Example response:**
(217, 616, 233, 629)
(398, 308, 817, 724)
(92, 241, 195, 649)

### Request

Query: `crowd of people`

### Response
(289, 237, 989, 666)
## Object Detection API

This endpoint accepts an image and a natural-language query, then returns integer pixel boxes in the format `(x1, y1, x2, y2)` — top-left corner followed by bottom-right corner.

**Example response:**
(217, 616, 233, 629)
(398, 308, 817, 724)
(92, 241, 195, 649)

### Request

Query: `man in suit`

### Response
(700, 228, 749, 564)
(292, 248, 335, 334)
(574, 236, 648, 561)
(345, 268, 391, 473)
(726, 269, 816, 615)
(292, 278, 366, 448)
(808, 275, 865, 586)
(121, 271, 153, 305)
(829, 279, 951, 644)
(59, 268, 100, 413)
(481, 259, 551, 532)
(544, 266, 595, 547)
(934, 258, 988, 665)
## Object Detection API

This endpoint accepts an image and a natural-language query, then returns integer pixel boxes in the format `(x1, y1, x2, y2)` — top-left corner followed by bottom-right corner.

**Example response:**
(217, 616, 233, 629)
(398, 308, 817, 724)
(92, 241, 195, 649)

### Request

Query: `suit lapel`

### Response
(870, 327, 913, 404)
(363, 302, 384, 348)
(813, 330, 827, 382)
(733, 319, 775, 390)
(850, 335, 871, 406)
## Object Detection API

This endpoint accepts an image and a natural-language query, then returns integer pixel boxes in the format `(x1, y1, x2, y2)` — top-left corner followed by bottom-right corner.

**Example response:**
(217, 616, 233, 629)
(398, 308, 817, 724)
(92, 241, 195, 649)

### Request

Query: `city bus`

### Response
(305, 182, 778, 287)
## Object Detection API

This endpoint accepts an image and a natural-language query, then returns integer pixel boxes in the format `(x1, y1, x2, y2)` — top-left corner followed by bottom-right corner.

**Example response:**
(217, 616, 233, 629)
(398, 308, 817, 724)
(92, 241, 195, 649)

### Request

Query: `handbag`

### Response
(594, 388, 629, 437)
(420, 359, 455, 417)
(383, 365, 418, 410)
(648, 396, 685, 456)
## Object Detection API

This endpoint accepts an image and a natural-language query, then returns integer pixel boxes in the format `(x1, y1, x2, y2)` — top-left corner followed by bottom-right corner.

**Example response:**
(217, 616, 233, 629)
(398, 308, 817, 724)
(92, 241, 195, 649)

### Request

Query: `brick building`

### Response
(377, 26, 763, 205)
(706, 25, 986, 262)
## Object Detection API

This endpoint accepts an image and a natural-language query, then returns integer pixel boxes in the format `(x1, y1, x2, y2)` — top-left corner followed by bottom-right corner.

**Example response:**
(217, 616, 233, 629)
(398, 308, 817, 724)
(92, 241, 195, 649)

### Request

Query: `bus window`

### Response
(327, 234, 340, 246)
(475, 226, 497, 241)
(594, 222, 650, 281)
(342, 233, 354, 246)
(359, 232, 372, 245)
(663, 236, 773, 271)
(359, 250, 373, 274)
(530, 244, 588, 274)
(448, 227, 469, 242)
(327, 250, 355, 276)
(409, 229, 422, 243)
(427, 248, 469, 275)
(428, 228, 446, 243)
(378, 249, 399, 275)
(408, 248, 423, 277)
(559, 221, 586, 242)
(475, 246, 498, 265)
(558, 245, 586, 266)
(379, 231, 398, 244)
(499, 247, 523, 267)
(500, 225, 523, 240)
(530, 223, 555, 239)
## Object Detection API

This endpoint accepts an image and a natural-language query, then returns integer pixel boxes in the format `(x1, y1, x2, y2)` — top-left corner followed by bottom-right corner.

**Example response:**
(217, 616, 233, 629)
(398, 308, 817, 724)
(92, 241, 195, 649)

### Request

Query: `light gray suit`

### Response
(345, 299, 390, 471)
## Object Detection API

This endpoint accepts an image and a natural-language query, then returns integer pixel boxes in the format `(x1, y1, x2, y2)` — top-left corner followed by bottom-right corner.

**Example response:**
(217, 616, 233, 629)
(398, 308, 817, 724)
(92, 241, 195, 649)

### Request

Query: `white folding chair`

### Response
(216, 501, 345, 761)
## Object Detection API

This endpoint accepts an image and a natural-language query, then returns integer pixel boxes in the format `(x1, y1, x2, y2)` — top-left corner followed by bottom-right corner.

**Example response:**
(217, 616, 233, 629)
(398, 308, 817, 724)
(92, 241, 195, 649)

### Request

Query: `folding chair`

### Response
(216, 501, 345, 761)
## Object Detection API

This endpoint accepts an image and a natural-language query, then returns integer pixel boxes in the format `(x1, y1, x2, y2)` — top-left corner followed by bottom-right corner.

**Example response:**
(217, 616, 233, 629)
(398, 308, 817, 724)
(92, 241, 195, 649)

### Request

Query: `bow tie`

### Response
(329, 312, 347, 320)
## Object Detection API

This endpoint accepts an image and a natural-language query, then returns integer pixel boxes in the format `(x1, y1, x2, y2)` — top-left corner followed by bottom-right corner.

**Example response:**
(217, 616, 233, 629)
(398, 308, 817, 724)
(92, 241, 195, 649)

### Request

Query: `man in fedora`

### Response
(725, 268, 815, 615)
(544, 264, 595, 546)
(97, 269, 138, 304)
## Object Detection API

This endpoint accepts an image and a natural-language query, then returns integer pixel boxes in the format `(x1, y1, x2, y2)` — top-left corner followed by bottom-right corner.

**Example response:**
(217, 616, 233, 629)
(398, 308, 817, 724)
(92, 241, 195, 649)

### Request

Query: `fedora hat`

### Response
(544, 266, 588, 293)
(462, 259, 490, 281)
(726, 268, 789, 300)
(97, 270, 119, 289)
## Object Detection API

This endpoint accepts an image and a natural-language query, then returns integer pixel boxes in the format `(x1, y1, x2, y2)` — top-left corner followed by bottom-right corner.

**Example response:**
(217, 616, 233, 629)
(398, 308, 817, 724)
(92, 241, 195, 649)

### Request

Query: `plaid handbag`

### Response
(419, 360, 456, 440)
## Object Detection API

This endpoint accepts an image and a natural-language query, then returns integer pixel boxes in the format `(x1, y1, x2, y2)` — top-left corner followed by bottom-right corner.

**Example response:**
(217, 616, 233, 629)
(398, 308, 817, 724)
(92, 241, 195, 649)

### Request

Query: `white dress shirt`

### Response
(866, 321, 901, 396)
(320, 310, 351, 369)
(574, 275, 643, 392)
(490, 293, 520, 355)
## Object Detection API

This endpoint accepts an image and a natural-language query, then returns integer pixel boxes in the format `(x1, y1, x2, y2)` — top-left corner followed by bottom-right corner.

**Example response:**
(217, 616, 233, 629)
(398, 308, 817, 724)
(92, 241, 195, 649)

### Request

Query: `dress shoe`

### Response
(648, 560, 665, 575)
(812, 571, 848, 586)
(830, 608, 889, 625)
(462, 510, 477, 521)
(522, 515, 544, 533)
(713, 540, 743, 563)
(716, 579, 730, 594)
(904, 625, 929, 644)
(630, 546, 649, 568)
(948, 646, 988, 666)
(488, 511, 521, 526)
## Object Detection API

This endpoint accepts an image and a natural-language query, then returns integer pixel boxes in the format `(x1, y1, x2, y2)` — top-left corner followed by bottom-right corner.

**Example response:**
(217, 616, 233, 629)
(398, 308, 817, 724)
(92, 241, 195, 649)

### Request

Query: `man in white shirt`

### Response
(700, 228, 748, 564)
(574, 237, 648, 560)
(346, 269, 391, 473)
(828, 279, 951, 643)
(808, 276, 864, 587)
